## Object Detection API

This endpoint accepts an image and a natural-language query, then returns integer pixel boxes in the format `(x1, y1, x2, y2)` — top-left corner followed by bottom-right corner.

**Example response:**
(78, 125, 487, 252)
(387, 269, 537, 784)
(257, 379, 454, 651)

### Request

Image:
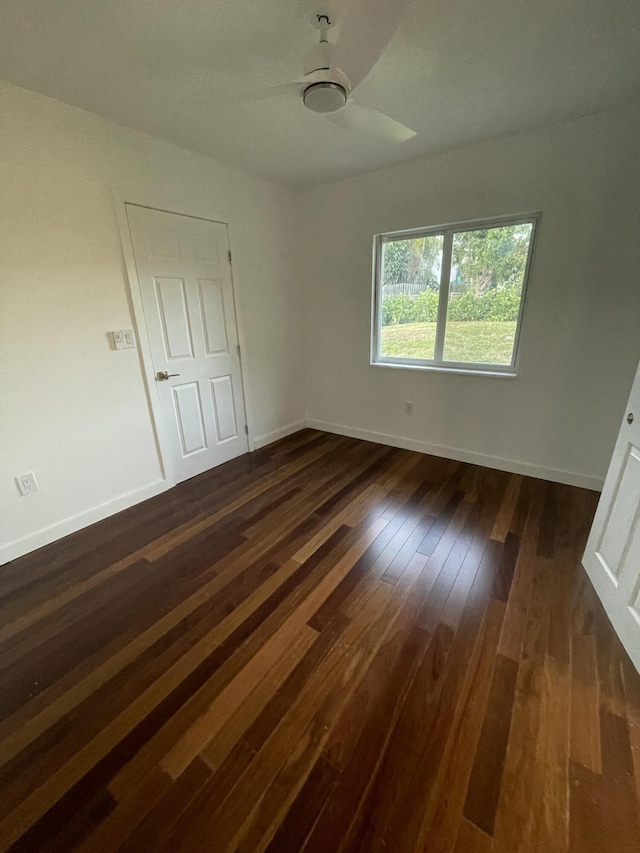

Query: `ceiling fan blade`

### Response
(331, 0, 410, 90)
(327, 101, 416, 144)
(217, 82, 304, 106)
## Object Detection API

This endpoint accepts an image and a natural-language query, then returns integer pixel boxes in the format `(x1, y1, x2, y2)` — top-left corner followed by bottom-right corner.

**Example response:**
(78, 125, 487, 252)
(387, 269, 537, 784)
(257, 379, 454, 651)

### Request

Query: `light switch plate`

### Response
(123, 328, 136, 348)
(112, 329, 125, 350)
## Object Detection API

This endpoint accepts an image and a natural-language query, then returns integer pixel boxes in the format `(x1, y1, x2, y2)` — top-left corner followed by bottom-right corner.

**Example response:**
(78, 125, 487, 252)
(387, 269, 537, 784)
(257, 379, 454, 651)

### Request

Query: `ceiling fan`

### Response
(242, 1, 416, 144)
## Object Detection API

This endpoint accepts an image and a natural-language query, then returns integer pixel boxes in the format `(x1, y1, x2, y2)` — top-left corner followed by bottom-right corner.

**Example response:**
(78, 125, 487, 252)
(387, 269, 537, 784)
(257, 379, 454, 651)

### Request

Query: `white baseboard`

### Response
(305, 419, 604, 492)
(253, 420, 307, 450)
(0, 479, 168, 566)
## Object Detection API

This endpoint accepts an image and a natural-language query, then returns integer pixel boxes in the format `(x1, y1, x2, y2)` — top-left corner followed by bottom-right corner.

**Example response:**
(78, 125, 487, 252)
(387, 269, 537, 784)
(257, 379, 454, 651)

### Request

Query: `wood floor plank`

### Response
(302, 584, 435, 851)
(415, 598, 506, 853)
(630, 720, 640, 804)
(571, 633, 602, 773)
(114, 756, 229, 853)
(72, 767, 175, 853)
(490, 474, 523, 542)
(454, 817, 492, 852)
(439, 475, 508, 631)
(352, 534, 503, 851)
(414, 498, 477, 635)
(263, 755, 339, 853)
(548, 558, 573, 666)
(490, 550, 551, 852)
(569, 711, 640, 852)
(537, 480, 558, 558)
(490, 531, 520, 603)
(0, 429, 636, 853)
(621, 653, 640, 802)
(497, 479, 544, 662)
(595, 608, 628, 718)
(463, 652, 519, 835)
(527, 652, 571, 852)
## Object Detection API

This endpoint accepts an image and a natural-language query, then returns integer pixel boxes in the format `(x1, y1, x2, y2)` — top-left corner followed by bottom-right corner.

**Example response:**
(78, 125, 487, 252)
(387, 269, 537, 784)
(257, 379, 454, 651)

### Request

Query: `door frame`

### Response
(112, 189, 254, 490)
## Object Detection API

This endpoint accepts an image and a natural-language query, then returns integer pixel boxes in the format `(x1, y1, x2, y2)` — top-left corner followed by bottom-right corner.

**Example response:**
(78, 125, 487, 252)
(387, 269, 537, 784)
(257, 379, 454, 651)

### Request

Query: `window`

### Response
(372, 215, 538, 375)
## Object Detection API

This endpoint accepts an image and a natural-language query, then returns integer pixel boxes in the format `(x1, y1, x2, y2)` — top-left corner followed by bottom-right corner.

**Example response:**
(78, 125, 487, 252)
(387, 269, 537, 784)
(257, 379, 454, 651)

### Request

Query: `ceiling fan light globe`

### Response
(302, 82, 347, 113)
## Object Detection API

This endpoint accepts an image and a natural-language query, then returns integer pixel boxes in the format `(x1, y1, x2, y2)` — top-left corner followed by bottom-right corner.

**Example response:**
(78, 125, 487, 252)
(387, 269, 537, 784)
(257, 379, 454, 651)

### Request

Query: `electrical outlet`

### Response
(404, 402, 414, 416)
(122, 328, 136, 348)
(111, 329, 125, 350)
(16, 472, 38, 496)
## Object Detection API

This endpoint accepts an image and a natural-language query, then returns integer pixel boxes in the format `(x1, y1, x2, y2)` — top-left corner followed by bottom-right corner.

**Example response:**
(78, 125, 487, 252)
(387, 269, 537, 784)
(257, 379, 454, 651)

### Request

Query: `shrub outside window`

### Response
(371, 215, 539, 374)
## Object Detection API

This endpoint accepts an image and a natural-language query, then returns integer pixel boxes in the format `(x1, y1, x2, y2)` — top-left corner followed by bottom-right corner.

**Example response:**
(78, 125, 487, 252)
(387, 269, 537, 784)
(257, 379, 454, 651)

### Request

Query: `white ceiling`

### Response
(1, 0, 639, 188)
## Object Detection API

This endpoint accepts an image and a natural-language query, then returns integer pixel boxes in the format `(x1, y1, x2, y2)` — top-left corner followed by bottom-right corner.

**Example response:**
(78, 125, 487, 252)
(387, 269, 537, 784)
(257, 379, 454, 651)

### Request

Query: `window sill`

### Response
(370, 361, 517, 379)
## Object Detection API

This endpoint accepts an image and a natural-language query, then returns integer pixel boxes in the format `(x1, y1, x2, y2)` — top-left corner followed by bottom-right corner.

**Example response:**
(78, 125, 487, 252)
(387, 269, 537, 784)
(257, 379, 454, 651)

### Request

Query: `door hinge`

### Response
(244, 424, 249, 435)
(227, 250, 232, 264)
(236, 344, 241, 359)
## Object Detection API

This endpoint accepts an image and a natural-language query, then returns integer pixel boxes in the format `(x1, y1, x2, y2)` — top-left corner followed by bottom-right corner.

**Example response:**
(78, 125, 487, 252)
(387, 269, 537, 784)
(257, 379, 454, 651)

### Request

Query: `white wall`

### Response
(300, 108, 640, 490)
(0, 82, 304, 563)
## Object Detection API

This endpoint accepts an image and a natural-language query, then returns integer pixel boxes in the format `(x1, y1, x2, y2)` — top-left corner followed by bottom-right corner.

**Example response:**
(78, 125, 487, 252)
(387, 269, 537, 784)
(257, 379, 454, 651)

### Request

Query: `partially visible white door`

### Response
(583, 359, 640, 672)
(126, 204, 248, 483)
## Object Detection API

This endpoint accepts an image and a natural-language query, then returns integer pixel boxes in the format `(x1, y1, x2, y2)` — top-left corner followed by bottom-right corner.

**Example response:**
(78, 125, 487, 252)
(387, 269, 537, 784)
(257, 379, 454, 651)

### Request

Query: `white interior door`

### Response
(583, 358, 640, 672)
(126, 204, 248, 483)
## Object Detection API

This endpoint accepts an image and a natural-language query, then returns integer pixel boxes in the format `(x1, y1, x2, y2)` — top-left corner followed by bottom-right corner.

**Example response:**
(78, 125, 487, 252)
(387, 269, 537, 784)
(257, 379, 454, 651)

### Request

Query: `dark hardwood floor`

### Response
(1, 429, 639, 852)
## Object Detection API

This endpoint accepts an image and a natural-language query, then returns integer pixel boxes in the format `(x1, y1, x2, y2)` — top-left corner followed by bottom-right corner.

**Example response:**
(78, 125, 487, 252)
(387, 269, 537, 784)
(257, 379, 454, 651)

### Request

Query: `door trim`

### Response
(112, 190, 253, 490)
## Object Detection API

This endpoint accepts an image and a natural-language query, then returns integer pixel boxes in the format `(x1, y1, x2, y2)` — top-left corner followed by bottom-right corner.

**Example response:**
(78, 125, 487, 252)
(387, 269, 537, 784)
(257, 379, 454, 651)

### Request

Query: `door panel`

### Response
(583, 359, 640, 673)
(210, 375, 238, 442)
(155, 277, 194, 360)
(172, 383, 207, 456)
(193, 234, 220, 263)
(596, 446, 640, 582)
(126, 204, 248, 483)
(143, 227, 180, 259)
(198, 279, 229, 355)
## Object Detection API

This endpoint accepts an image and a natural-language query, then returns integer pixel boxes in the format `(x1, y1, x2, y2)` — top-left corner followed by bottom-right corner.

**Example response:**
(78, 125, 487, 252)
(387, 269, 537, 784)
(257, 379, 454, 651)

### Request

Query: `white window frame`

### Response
(371, 213, 540, 377)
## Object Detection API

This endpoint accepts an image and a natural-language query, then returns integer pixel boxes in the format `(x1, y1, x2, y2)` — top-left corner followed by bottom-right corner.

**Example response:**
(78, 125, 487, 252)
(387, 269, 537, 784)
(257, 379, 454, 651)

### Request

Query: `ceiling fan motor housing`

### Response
(302, 81, 348, 113)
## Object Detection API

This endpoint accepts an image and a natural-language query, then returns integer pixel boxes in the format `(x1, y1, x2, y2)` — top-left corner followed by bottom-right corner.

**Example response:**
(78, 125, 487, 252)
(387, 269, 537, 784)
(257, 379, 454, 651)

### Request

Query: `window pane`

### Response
(379, 234, 444, 361)
(443, 223, 533, 365)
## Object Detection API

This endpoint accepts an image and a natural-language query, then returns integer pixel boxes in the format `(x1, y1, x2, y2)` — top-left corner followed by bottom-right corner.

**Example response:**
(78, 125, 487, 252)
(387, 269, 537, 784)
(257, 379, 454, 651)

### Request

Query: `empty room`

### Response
(2, 0, 640, 850)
